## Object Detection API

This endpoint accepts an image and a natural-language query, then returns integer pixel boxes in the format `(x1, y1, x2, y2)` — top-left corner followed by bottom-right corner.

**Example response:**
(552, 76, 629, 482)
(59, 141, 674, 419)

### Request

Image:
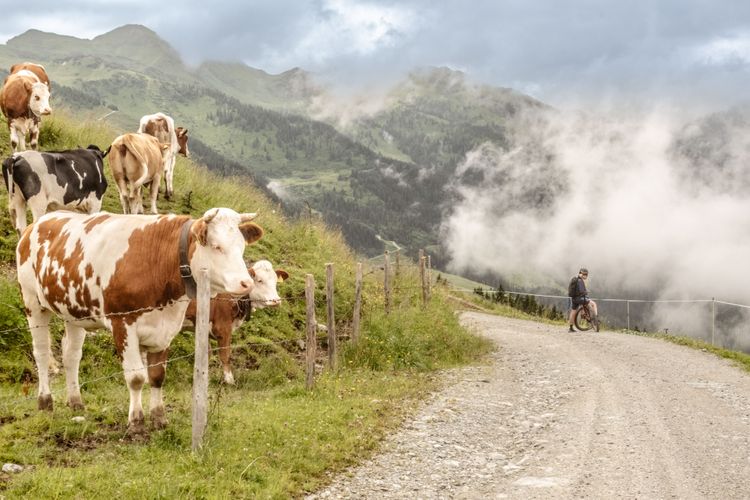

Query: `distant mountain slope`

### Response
(0, 25, 548, 260)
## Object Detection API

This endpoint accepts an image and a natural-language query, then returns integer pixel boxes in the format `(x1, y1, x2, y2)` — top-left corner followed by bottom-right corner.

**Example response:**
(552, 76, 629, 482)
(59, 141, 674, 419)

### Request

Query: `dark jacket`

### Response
(572, 277, 588, 305)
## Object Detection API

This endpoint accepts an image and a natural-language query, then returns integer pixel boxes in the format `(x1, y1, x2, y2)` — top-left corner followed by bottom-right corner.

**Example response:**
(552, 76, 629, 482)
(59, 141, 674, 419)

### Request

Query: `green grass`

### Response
(0, 371, 436, 498)
(0, 113, 491, 497)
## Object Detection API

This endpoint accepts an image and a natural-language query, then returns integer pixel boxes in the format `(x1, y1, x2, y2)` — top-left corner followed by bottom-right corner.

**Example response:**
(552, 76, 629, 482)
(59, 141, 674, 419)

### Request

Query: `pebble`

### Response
(2, 463, 23, 473)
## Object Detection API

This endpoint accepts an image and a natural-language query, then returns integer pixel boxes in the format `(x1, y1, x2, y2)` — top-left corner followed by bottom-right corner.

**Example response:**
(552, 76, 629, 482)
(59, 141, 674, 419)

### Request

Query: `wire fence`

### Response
(448, 285, 750, 350)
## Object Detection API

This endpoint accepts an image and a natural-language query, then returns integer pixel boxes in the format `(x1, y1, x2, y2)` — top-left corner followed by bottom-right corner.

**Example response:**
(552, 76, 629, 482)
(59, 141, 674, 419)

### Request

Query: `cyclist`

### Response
(568, 267, 599, 332)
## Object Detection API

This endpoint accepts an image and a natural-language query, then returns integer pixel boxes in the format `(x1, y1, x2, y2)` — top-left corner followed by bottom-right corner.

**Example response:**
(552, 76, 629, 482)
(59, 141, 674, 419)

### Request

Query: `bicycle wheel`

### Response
(574, 306, 593, 331)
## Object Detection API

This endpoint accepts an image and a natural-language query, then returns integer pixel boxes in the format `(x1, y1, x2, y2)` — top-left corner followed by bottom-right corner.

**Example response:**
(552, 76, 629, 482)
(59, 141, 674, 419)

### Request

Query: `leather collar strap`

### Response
(179, 219, 197, 299)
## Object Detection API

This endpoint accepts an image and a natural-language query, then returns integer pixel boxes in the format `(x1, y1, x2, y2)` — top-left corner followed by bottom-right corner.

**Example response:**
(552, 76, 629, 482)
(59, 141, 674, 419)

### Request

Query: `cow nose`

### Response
(239, 280, 252, 291)
(42, 108, 51, 115)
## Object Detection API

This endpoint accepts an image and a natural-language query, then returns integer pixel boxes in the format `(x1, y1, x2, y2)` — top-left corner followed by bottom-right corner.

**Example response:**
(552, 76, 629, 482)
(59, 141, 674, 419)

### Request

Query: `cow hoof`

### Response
(67, 396, 85, 411)
(127, 420, 146, 436)
(38, 394, 53, 411)
(150, 407, 168, 429)
(222, 373, 235, 385)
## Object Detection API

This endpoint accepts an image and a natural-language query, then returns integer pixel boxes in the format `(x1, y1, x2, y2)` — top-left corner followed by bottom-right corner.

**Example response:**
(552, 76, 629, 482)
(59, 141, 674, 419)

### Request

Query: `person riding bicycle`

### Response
(567, 267, 599, 332)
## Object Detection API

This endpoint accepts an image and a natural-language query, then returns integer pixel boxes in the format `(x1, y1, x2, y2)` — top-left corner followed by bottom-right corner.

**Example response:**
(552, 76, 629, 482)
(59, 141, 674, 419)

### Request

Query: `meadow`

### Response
(0, 114, 492, 498)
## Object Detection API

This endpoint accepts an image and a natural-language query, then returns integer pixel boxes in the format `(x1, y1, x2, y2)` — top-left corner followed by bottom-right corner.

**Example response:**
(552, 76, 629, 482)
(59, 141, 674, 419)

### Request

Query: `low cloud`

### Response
(441, 105, 750, 339)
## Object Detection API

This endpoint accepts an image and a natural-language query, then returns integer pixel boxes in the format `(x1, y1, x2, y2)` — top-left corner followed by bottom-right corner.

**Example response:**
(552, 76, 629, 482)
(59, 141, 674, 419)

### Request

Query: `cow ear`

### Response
(239, 222, 263, 244)
(24, 80, 32, 92)
(179, 128, 188, 136)
(248, 268, 257, 278)
(191, 219, 209, 246)
(276, 270, 289, 282)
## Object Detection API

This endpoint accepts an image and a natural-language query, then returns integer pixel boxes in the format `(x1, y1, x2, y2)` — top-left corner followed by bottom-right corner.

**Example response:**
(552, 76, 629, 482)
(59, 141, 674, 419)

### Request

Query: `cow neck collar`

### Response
(179, 219, 197, 299)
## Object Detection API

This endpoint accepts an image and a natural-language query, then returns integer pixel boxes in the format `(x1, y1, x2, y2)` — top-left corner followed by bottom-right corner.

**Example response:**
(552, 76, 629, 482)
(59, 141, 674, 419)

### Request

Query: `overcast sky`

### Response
(4, 0, 750, 107)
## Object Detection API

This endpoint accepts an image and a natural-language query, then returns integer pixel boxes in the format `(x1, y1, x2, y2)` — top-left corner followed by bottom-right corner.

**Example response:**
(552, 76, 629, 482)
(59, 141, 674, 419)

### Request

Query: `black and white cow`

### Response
(2, 145, 108, 234)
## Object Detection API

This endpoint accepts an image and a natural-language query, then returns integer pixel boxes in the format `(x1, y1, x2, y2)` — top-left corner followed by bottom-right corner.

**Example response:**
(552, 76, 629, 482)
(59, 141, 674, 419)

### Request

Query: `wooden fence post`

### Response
(352, 262, 363, 345)
(419, 250, 427, 307)
(192, 268, 210, 451)
(325, 263, 336, 370)
(305, 274, 317, 390)
(384, 251, 391, 314)
(395, 250, 400, 277)
(427, 255, 432, 300)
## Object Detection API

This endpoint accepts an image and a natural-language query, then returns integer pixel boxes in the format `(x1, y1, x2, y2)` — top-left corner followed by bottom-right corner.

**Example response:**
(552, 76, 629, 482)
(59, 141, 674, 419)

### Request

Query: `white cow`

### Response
(138, 112, 189, 200)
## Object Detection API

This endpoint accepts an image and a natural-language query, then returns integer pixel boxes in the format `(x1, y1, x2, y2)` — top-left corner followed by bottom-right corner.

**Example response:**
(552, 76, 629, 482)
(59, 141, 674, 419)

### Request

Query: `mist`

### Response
(441, 104, 750, 342)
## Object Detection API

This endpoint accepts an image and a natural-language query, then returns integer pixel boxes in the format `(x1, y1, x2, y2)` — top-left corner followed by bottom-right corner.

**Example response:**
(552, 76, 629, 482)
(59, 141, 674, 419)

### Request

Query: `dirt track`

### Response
(309, 312, 750, 499)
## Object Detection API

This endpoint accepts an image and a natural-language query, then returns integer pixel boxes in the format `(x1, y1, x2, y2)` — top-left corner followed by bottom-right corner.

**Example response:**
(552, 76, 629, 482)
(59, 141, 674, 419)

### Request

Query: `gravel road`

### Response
(309, 312, 750, 499)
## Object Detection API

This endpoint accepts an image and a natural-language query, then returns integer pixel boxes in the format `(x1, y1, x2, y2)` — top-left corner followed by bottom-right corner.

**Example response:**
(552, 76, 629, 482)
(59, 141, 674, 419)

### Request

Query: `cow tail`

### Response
(2, 156, 14, 196)
(102, 145, 111, 159)
(124, 143, 151, 189)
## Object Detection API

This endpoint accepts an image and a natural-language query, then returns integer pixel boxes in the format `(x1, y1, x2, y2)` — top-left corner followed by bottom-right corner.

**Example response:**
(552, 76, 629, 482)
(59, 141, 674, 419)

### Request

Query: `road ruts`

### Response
(308, 312, 750, 499)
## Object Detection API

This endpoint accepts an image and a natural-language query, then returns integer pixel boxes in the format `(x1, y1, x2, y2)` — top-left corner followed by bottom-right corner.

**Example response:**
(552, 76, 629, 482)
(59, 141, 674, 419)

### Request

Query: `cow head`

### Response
(176, 127, 189, 157)
(26, 81, 51, 117)
(247, 260, 289, 309)
(190, 208, 263, 296)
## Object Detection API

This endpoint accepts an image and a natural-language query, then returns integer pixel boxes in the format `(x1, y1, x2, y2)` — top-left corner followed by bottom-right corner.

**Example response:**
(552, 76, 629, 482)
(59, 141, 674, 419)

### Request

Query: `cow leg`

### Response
(149, 174, 161, 214)
(62, 323, 86, 410)
(27, 194, 49, 224)
(8, 189, 28, 236)
(29, 121, 40, 150)
(8, 123, 21, 152)
(129, 186, 144, 215)
(215, 324, 235, 385)
(28, 309, 54, 410)
(147, 349, 169, 429)
(165, 156, 175, 200)
(121, 331, 147, 434)
(114, 178, 130, 214)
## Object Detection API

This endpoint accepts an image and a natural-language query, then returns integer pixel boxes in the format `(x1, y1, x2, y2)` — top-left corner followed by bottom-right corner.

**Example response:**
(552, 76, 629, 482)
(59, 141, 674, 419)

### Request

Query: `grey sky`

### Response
(4, 0, 750, 106)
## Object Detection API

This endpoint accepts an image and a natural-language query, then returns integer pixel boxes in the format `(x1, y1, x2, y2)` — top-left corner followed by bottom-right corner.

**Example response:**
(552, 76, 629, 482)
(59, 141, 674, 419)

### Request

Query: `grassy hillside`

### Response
(0, 26, 550, 268)
(0, 115, 492, 497)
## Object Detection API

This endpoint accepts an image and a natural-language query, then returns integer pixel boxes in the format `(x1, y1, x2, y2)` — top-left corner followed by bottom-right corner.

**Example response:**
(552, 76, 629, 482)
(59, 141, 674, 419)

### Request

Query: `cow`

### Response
(16, 208, 264, 433)
(0, 72, 52, 152)
(183, 260, 289, 384)
(138, 112, 189, 200)
(107, 133, 169, 214)
(2, 146, 108, 235)
(8, 62, 51, 89)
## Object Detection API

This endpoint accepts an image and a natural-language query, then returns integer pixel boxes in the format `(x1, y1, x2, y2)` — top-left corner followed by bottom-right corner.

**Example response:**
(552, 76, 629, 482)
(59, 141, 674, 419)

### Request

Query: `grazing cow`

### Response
(183, 260, 289, 384)
(2, 146, 108, 234)
(107, 133, 169, 214)
(0, 72, 52, 152)
(17, 208, 263, 432)
(138, 112, 189, 200)
(9, 62, 51, 89)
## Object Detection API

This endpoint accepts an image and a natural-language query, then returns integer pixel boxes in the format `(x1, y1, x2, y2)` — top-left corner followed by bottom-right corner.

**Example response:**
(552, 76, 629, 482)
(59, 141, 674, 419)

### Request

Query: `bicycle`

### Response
(573, 302, 600, 332)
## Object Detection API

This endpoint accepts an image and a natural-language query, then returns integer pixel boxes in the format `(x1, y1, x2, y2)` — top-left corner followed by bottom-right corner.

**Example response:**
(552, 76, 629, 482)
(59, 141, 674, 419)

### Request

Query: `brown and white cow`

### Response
(138, 112, 189, 200)
(9, 62, 50, 89)
(183, 260, 289, 384)
(17, 208, 263, 432)
(0, 69, 52, 152)
(107, 133, 169, 214)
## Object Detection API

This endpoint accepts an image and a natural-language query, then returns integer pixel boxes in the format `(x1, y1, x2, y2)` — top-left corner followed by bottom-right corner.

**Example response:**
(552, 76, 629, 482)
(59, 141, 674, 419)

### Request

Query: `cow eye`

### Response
(35, 96, 40, 101)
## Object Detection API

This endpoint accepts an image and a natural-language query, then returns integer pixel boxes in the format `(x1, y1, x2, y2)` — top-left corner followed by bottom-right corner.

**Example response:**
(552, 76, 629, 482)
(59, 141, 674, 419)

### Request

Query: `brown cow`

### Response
(0, 71, 51, 152)
(17, 208, 263, 432)
(8, 62, 50, 89)
(183, 260, 289, 384)
(138, 112, 189, 200)
(107, 133, 169, 214)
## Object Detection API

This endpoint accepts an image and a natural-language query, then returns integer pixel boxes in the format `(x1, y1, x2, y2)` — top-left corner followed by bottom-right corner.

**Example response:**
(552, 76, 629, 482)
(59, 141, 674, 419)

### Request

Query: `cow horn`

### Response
(240, 213, 258, 222)
(202, 208, 219, 224)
